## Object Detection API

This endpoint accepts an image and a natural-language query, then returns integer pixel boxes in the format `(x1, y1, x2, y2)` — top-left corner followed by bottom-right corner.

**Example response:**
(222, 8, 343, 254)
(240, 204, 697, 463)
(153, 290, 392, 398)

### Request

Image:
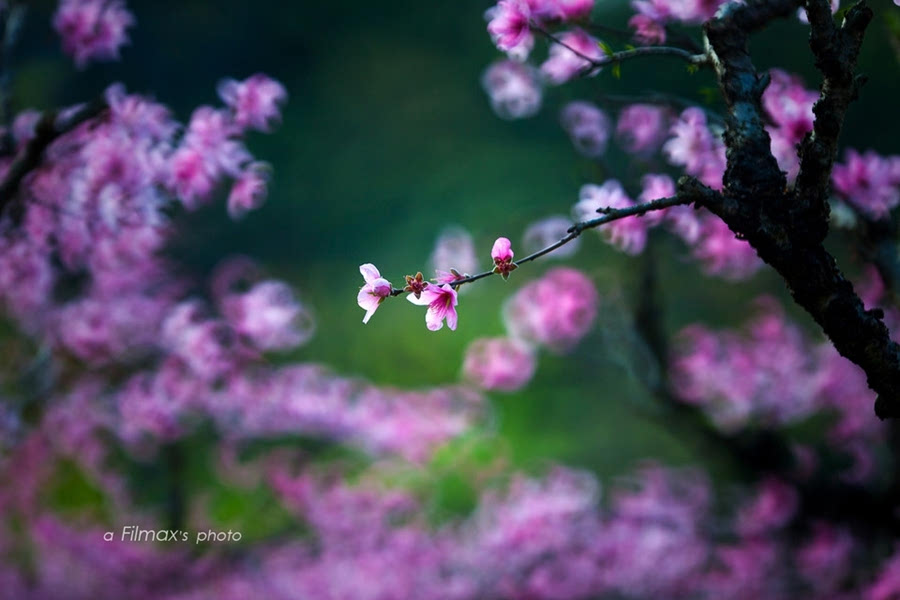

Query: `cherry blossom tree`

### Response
(2, 0, 900, 598)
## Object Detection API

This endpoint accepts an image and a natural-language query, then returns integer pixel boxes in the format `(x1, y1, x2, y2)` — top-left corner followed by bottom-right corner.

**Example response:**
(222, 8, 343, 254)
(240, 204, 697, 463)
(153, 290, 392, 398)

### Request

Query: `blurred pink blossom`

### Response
(53, 0, 134, 68)
(481, 60, 543, 120)
(463, 337, 536, 391)
(574, 180, 648, 255)
(560, 101, 611, 158)
(540, 29, 605, 84)
(504, 267, 599, 352)
(217, 74, 288, 132)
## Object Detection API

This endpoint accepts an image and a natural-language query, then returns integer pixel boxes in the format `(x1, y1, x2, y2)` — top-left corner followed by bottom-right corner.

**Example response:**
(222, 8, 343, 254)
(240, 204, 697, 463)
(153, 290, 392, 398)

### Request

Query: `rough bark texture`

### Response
(685, 0, 900, 419)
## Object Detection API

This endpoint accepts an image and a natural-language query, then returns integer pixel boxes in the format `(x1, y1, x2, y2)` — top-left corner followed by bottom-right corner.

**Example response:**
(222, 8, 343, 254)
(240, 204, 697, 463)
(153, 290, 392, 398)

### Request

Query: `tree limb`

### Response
(699, 0, 900, 418)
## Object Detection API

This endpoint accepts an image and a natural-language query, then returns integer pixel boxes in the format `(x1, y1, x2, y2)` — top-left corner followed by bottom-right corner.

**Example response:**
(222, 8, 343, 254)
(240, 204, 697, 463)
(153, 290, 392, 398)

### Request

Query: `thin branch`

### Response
(390, 186, 704, 296)
(0, 98, 108, 217)
(533, 23, 710, 75)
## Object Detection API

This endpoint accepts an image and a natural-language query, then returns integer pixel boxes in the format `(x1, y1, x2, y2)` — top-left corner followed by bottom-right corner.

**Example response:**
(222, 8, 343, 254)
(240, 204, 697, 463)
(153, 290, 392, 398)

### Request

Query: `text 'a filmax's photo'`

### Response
(104, 526, 243, 544)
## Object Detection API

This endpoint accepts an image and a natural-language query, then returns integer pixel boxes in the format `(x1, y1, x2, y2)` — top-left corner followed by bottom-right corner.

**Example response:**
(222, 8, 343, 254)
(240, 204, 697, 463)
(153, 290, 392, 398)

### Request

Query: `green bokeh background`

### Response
(10, 0, 900, 526)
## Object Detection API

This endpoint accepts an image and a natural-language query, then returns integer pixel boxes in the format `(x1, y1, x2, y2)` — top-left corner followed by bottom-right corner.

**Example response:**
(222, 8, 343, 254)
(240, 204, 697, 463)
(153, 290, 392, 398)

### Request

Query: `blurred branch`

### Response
(0, 98, 109, 219)
(0, 2, 25, 156)
(532, 22, 711, 76)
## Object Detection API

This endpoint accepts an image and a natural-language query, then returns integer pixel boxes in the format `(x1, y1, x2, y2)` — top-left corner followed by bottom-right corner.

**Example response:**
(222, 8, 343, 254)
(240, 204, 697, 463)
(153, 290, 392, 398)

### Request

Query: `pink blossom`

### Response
(183, 106, 249, 176)
(220, 366, 483, 459)
(816, 345, 881, 443)
(832, 149, 900, 219)
(560, 101, 611, 158)
(504, 267, 599, 352)
(532, 0, 595, 20)
(629, 13, 667, 44)
(702, 539, 782, 600)
(491, 236, 517, 279)
(53, 0, 134, 68)
(227, 162, 270, 219)
(357, 263, 392, 324)
(463, 337, 537, 391)
(735, 478, 798, 537)
(160, 301, 247, 380)
(522, 215, 581, 257)
(672, 298, 824, 431)
(573, 180, 647, 255)
(603, 464, 710, 597)
(433, 269, 467, 285)
(797, 523, 855, 593)
(217, 74, 288, 133)
(407, 283, 459, 331)
(430, 226, 478, 277)
(616, 104, 670, 154)
(663, 107, 726, 189)
(105, 84, 177, 142)
(491, 237, 514, 263)
(868, 547, 900, 600)
(222, 280, 314, 351)
(0, 238, 53, 329)
(668, 0, 727, 22)
(665, 205, 702, 244)
(691, 214, 762, 280)
(486, 0, 534, 57)
(11, 110, 42, 148)
(540, 29, 605, 85)
(637, 173, 676, 226)
(762, 69, 817, 181)
(470, 467, 604, 599)
(117, 360, 203, 446)
(762, 70, 817, 143)
(628, 0, 673, 43)
(481, 60, 543, 120)
(167, 146, 216, 208)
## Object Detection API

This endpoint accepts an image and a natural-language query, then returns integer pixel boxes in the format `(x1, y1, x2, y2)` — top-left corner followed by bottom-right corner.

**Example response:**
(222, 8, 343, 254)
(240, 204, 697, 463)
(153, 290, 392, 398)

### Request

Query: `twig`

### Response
(390, 188, 700, 296)
(533, 23, 710, 75)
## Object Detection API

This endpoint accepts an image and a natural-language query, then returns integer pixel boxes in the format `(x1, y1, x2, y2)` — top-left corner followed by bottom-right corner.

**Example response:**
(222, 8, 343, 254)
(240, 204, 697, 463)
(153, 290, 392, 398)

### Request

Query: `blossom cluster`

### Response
(0, 75, 285, 366)
(570, 174, 761, 279)
(628, 0, 728, 44)
(670, 293, 887, 481)
(6, 443, 896, 600)
(54, 0, 135, 68)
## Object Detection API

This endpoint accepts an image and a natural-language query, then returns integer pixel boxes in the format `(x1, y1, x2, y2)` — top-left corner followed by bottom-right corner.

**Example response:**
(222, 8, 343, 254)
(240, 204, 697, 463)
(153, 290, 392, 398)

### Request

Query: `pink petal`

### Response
(491, 236, 514, 262)
(407, 287, 441, 306)
(359, 263, 380, 284)
(425, 306, 444, 331)
(358, 286, 383, 323)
